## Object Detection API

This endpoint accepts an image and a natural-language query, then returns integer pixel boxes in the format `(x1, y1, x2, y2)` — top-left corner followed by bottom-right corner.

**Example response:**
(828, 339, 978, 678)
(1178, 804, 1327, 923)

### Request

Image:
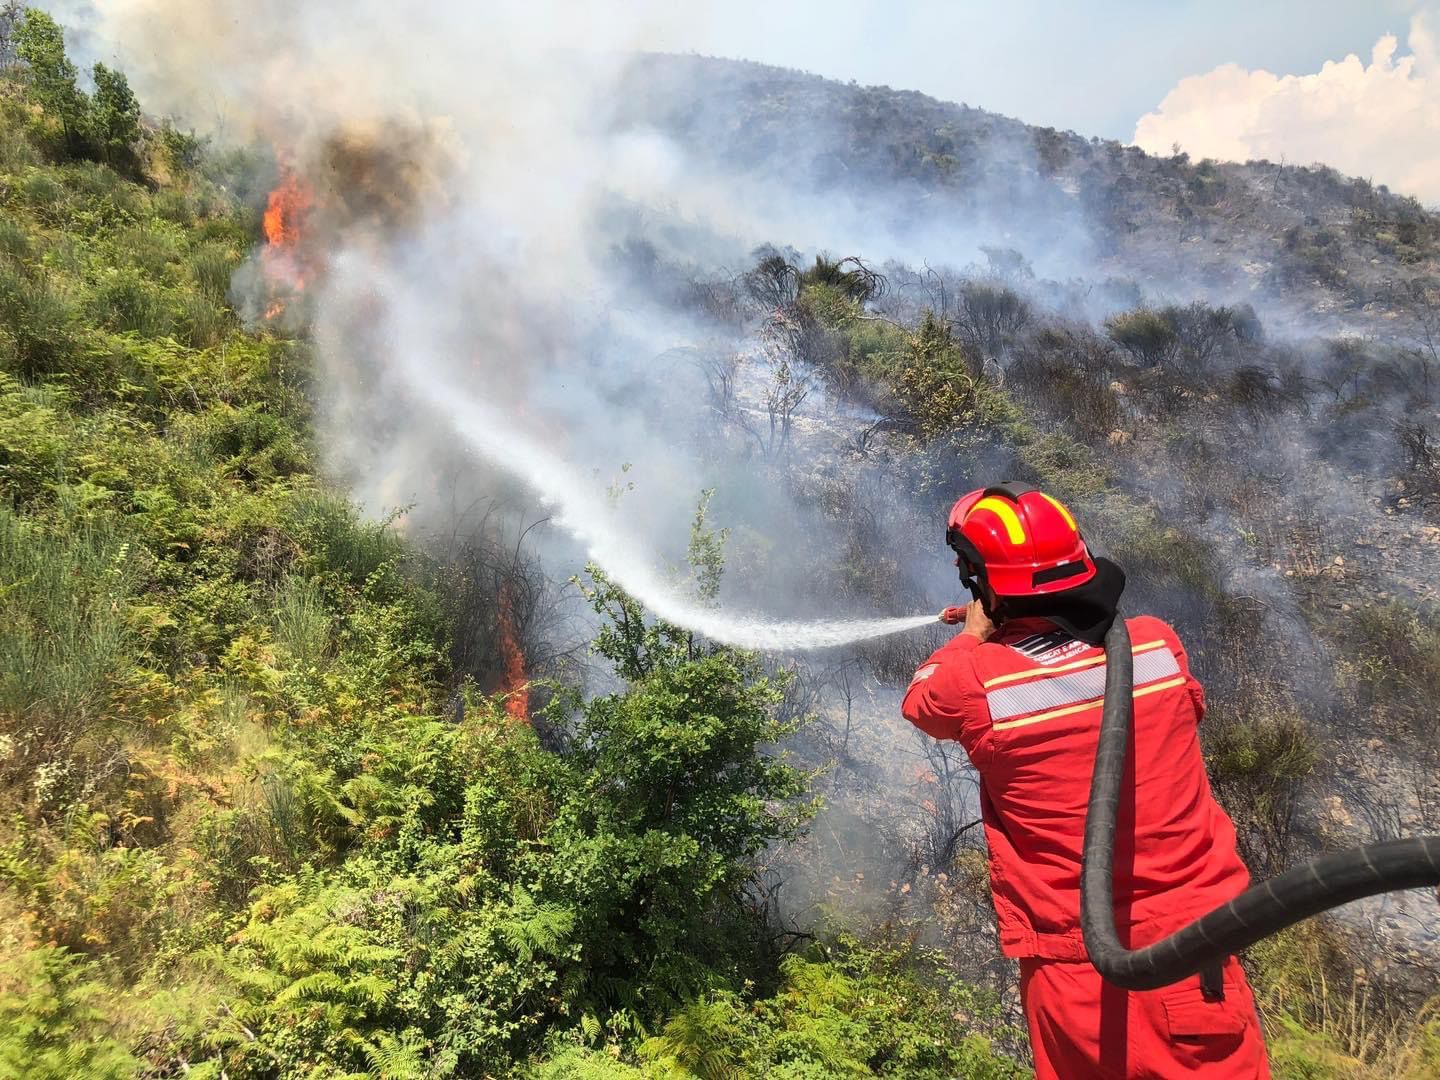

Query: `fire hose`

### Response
(1080, 614, 1440, 990)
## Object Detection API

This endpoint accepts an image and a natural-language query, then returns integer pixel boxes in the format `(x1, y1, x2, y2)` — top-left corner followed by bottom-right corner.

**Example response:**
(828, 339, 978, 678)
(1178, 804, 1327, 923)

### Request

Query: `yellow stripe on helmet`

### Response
(969, 497, 1027, 545)
(1039, 492, 1078, 531)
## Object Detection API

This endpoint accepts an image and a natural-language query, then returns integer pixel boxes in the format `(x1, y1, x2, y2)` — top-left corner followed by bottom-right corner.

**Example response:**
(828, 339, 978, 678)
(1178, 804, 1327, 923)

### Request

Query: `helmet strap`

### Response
(956, 557, 1003, 622)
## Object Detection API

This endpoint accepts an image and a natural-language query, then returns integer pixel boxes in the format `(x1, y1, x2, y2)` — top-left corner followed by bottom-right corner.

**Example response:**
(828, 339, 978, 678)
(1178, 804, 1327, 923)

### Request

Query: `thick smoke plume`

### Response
(83, 0, 983, 650)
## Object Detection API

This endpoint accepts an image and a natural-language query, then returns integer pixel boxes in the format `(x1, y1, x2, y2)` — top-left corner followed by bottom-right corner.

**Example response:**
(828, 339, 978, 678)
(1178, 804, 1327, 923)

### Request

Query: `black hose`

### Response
(1080, 614, 1440, 991)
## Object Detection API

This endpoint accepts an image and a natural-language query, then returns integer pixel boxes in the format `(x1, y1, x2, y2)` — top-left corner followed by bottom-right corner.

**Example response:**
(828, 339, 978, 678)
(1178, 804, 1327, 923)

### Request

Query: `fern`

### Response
(365, 1028, 430, 1079)
(500, 887, 576, 963)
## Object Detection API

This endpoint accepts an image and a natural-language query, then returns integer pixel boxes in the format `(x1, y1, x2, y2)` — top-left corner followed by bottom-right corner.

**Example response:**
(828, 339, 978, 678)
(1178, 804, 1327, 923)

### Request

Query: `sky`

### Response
(654, 0, 1425, 140)
(68, 0, 1440, 201)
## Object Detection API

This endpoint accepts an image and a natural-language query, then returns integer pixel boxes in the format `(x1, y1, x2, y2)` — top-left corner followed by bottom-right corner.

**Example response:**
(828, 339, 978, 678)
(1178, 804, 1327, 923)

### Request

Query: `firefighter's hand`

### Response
(961, 599, 995, 642)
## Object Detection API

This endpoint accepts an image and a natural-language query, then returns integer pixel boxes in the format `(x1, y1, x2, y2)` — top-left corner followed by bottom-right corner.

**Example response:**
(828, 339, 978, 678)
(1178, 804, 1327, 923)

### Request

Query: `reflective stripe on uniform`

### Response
(987, 647, 1183, 728)
(982, 639, 1166, 689)
(910, 663, 940, 685)
(993, 676, 1188, 731)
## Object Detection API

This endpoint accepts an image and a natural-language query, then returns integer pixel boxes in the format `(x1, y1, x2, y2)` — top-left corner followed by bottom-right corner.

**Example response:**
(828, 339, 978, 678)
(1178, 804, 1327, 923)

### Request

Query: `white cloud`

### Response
(1134, 14, 1440, 203)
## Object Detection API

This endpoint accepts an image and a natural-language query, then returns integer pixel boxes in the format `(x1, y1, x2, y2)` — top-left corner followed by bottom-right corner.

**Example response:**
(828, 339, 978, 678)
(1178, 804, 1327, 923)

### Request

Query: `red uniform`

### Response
(902, 614, 1270, 1079)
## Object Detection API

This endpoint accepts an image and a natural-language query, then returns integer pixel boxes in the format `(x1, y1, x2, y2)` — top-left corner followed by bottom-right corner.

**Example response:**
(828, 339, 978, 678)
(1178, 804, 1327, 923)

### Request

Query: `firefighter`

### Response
(902, 483, 1271, 1079)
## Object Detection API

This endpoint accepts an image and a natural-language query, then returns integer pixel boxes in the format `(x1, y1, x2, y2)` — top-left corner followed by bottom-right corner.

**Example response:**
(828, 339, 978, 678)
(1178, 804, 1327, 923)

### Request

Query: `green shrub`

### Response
(19, 168, 68, 219)
(0, 218, 32, 262)
(112, 222, 184, 278)
(89, 268, 172, 338)
(1105, 308, 1180, 366)
(0, 507, 138, 790)
(0, 122, 40, 171)
(638, 936, 1026, 1079)
(1345, 602, 1440, 712)
(188, 241, 239, 302)
(271, 575, 330, 667)
(1250, 924, 1439, 1079)
(152, 188, 196, 227)
(0, 259, 79, 380)
(177, 291, 229, 349)
(1204, 709, 1319, 873)
(0, 946, 136, 1079)
(0, 374, 73, 503)
(289, 491, 407, 587)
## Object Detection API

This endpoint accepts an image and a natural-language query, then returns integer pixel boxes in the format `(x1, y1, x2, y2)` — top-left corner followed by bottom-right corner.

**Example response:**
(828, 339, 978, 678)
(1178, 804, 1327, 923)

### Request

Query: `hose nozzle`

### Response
(939, 605, 967, 625)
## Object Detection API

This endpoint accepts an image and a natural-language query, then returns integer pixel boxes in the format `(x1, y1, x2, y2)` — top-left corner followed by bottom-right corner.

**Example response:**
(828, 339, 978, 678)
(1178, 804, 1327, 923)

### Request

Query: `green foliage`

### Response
(0, 945, 136, 1078)
(686, 489, 728, 604)
(1204, 708, 1319, 873)
(0, 258, 79, 381)
(1345, 601, 1440, 714)
(798, 255, 884, 304)
(185, 599, 816, 1074)
(637, 936, 1026, 1078)
(0, 507, 138, 792)
(12, 9, 145, 168)
(14, 8, 86, 154)
(1249, 924, 1440, 1079)
(158, 121, 208, 175)
(1105, 308, 1180, 366)
(88, 62, 141, 168)
(889, 312, 1014, 443)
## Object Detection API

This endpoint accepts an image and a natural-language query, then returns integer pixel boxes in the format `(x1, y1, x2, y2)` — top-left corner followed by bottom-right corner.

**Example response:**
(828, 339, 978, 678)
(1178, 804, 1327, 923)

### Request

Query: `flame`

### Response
(260, 160, 315, 319)
(497, 583, 529, 722)
(263, 162, 314, 254)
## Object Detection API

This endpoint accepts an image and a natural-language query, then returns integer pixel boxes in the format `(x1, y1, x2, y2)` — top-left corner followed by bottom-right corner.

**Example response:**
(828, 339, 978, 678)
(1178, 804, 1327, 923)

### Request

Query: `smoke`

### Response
(1135, 13, 1440, 203)
(78, 0, 987, 650)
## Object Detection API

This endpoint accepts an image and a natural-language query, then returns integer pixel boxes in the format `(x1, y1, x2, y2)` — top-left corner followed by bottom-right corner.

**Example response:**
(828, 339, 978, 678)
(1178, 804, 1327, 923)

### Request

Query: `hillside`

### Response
(618, 54, 1440, 333)
(1, 11, 1439, 1080)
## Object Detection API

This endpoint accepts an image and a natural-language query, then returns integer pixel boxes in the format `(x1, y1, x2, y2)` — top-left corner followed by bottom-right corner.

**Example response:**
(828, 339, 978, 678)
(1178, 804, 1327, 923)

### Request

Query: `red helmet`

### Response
(946, 483, 1096, 598)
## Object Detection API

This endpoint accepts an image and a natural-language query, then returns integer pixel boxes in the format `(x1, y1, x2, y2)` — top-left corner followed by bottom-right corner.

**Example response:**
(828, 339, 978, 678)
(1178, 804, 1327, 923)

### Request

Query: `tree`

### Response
(89, 62, 141, 167)
(0, 1, 23, 69)
(14, 8, 88, 156)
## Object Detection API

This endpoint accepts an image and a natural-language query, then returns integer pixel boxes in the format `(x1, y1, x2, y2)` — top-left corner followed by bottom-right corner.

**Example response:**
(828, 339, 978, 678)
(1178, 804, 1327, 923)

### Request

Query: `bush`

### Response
(177, 292, 229, 348)
(189, 241, 239, 302)
(0, 217, 32, 261)
(0, 260, 78, 380)
(1204, 709, 1319, 874)
(0, 508, 138, 794)
(0, 375, 73, 504)
(1250, 923, 1440, 1080)
(174, 569, 819, 1073)
(112, 223, 184, 278)
(0, 946, 136, 1079)
(89, 269, 171, 338)
(638, 936, 1026, 1078)
(1105, 308, 1180, 366)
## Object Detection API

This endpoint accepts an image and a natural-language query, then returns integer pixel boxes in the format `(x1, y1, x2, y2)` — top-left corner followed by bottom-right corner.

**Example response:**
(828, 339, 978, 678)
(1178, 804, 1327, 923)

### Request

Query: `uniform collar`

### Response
(994, 617, 1066, 644)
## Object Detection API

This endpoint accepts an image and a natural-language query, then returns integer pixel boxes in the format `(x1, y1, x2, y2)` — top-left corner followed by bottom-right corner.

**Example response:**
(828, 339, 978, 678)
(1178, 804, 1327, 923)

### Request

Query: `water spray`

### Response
(392, 344, 960, 650)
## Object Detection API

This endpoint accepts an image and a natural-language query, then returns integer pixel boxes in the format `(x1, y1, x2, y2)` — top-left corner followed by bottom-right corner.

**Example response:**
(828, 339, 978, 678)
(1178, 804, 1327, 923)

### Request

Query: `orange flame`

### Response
(497, 584, 529, 722)
(263, 163, 314, 253)
(260, 160, 315, 319)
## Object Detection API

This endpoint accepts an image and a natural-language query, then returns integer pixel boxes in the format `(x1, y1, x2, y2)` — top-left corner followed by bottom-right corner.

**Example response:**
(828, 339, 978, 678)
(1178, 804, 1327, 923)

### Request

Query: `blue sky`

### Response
(658, 0, 1426, 140)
